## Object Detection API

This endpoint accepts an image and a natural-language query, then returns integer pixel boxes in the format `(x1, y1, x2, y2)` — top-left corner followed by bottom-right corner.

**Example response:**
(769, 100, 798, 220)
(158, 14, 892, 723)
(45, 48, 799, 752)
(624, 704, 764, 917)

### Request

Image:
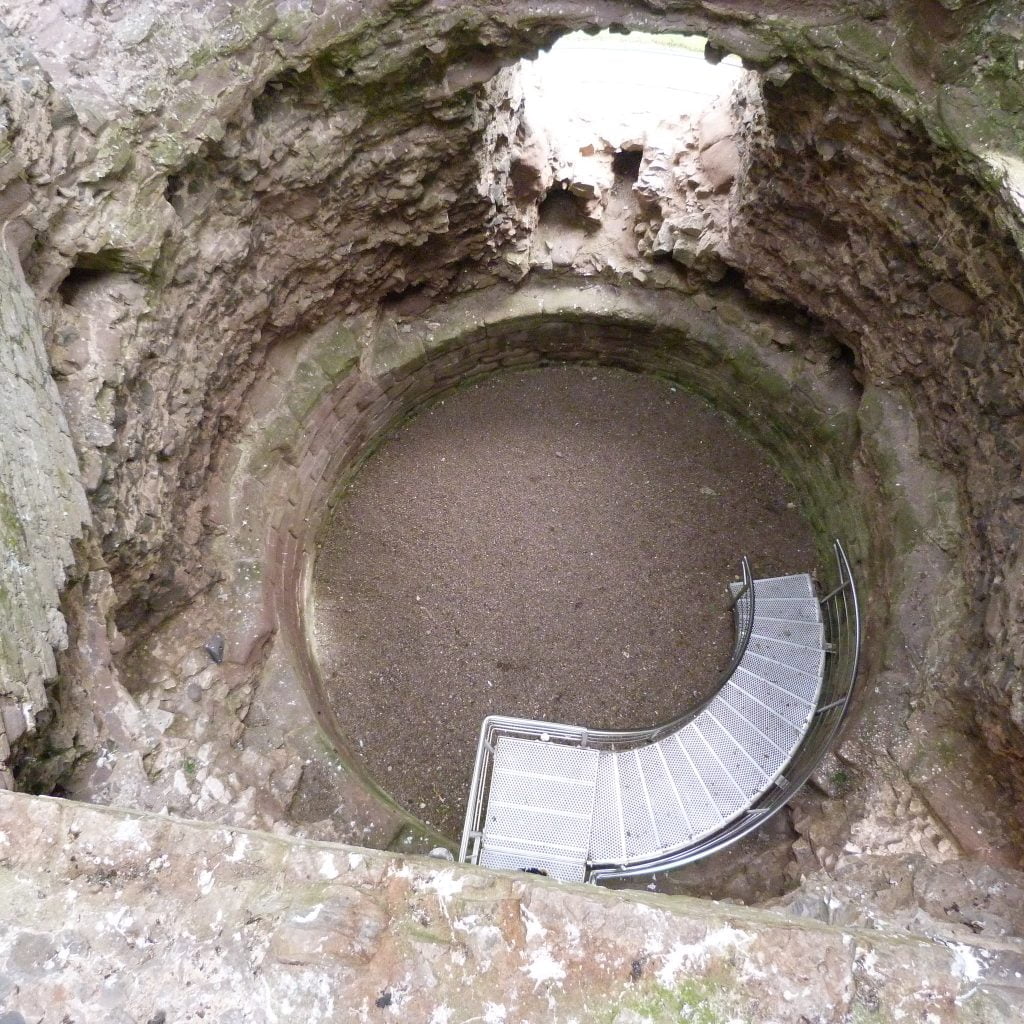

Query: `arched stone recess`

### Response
(197, 271, 996, 862)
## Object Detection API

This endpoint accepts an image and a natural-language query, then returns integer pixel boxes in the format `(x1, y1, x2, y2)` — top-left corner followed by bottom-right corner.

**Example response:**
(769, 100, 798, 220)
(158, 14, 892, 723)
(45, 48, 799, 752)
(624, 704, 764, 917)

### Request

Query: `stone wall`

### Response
(2, 0, 1024, 999)
(1, 788, 1021, 1022)
(1, 0, 1022, 642)
(75, 276, 870, 863)
(0, 238, 88, 788)
(0, 0, 1022, 791)
(724, 75, 1024, 813)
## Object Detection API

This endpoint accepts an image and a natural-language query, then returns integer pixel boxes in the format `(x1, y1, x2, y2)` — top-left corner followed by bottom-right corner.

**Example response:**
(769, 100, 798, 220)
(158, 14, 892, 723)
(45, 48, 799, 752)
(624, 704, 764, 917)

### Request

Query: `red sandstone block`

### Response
(385, 376, 414, 399)
(307, 399, 340, 437)
(281, 533, 300, 570)
(247, 380, 288, 419)
(401, 379, 436, 407)
(305, 448, 331, 485)
(427, 350, 464, 373)
(331, 375, 357, 405)
(354, 382, 383, 412)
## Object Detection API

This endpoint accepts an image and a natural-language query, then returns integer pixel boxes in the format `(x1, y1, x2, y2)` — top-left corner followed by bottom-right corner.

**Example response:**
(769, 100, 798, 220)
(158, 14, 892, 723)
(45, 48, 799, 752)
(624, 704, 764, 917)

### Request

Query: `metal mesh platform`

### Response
(461, 552, 860, 884)
(478, 736, 599, 882)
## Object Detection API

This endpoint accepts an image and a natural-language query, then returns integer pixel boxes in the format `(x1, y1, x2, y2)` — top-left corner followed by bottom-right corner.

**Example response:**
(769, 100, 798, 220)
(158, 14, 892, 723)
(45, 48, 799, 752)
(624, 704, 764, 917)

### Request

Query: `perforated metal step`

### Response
(745, 635, 826, 676)
(616, 747, 669, 860)
(718, 678, 803, 752)
(657, 734, 733, 840)
(634, 743, 699, 853)
(590, 752, 626, 862)
(747, 574, 816, 599)
(755, 597, 822, 623)
(702, 699, 780, 796)
(750, 617, 824, 648)
(677, 722, 747, 821)
(728, 669, 815, 728)
(737, 653, 822, 703)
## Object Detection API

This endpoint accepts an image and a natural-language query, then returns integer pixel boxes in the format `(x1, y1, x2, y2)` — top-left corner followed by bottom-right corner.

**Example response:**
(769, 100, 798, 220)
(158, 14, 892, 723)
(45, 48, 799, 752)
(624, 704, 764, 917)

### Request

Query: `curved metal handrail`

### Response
(589, 538, 860, 881)
(647, 555, 755, 743)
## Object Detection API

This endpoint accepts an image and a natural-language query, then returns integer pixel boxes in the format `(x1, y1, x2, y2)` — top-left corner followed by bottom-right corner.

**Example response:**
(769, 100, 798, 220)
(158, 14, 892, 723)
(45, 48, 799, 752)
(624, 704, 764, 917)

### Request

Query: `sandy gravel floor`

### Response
(312, 366, 816, 838)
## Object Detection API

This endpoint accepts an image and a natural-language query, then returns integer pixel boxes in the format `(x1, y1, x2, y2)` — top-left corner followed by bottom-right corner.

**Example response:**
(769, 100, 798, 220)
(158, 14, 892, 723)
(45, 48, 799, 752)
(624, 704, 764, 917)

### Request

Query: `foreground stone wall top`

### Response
(0, 791, 1021, 1022)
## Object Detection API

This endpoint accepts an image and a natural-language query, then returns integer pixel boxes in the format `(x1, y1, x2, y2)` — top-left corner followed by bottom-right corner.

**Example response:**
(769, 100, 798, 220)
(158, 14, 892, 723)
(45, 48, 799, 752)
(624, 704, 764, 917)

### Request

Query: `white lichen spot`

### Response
(226, 835, 249, 863)
(260, 976, 281, 1024)
(198, 869, 215, 895)
(293, 904, 323, 924)
(857, 949, 882, 980)
(520, 905, 547, 942)
(348, 852, 364, 870)
(522, 946, 567, 989)
(424, 870, 465, 900)
(482, 1003, 507, 1023)
(112, 818, 148, 848)
(949, 943, 987, 983)
(428, 1006, 453, 1024)
(103, 906, 135, 938)
(318, 852, 339, 880)
(655, 926, 753, 987)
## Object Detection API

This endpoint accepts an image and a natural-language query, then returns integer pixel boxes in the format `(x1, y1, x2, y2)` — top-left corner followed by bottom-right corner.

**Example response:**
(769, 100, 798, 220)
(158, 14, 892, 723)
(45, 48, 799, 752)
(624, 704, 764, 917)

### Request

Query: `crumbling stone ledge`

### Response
(0, 790, 1021, 1022)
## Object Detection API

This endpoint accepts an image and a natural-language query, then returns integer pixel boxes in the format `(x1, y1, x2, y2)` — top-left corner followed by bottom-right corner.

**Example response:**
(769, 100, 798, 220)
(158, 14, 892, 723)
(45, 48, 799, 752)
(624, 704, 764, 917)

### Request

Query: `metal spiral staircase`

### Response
(458, 540, 861, 883)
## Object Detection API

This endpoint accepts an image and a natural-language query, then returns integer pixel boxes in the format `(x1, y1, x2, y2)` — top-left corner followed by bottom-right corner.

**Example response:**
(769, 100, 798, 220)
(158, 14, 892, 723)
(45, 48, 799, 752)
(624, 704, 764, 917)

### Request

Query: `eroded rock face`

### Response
(0, 235, 88, 788)
(1, 0, 1022, 639)
(724, 75, 1024, 819)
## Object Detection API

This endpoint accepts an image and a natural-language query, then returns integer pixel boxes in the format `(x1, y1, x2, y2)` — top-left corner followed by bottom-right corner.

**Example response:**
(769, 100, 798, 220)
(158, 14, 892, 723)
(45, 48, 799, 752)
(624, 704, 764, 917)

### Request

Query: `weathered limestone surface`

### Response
(0, 789, 1022, 1023)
